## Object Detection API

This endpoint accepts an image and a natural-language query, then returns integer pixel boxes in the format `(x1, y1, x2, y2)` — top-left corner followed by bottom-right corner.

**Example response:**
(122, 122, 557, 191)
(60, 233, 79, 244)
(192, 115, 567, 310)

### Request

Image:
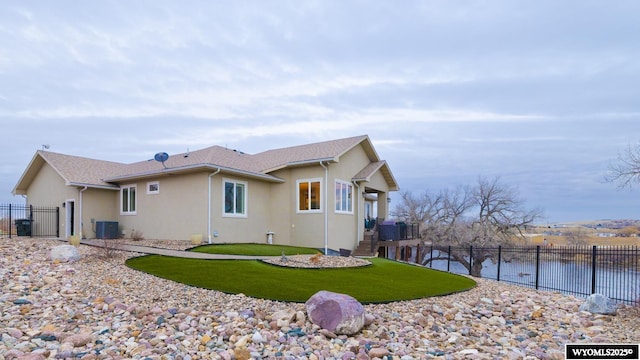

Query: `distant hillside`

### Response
(539, 219, 640, 230)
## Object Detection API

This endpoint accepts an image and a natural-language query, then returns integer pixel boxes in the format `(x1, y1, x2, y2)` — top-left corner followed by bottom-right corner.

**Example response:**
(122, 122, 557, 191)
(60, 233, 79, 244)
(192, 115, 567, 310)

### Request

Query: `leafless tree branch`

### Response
(606, 142, 640, 189)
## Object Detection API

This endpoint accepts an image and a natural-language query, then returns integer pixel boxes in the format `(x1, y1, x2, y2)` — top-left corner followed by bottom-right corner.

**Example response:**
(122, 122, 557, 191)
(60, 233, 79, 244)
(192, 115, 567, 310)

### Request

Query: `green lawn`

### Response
(126, 244, 476, 303)
(189, 243, 321, 256)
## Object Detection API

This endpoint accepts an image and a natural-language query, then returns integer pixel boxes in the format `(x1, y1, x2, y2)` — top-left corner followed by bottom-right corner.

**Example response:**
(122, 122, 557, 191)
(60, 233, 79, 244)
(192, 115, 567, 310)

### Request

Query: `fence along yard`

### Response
(0, 204, 59, 238)
(418, 244, 640, 305)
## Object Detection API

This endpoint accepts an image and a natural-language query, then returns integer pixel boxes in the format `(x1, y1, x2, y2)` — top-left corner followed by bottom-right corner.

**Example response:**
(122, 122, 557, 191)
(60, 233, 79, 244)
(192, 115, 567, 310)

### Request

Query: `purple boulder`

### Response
(305, 290, 365, 335)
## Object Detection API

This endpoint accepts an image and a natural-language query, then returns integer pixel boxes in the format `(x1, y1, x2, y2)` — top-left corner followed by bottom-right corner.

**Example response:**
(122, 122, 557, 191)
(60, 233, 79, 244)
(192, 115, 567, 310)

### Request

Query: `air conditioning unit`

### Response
(96, 221, 119, 239)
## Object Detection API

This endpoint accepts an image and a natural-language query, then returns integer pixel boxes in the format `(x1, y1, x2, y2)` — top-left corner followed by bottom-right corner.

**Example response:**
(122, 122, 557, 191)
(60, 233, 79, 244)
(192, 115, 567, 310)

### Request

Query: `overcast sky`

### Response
(1, 1, 639, 223)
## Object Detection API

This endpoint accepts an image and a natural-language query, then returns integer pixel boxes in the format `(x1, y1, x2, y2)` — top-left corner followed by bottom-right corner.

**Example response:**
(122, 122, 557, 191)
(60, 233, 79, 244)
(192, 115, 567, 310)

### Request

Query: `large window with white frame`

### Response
(297, 178, 322, 212)
(223, 178, 247, 217)
(121, 184, 137, 215)
(335, 180, 353, 213)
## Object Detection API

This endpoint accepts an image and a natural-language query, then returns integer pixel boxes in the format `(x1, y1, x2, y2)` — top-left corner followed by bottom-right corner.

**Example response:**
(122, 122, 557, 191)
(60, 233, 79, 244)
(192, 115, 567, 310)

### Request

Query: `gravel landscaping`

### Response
(1, 238, 638, 359)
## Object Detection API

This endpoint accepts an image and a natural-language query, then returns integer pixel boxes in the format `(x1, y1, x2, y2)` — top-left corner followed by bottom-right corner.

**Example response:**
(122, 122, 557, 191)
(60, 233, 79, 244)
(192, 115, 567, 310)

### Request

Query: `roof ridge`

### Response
(38, 150, 126, 165)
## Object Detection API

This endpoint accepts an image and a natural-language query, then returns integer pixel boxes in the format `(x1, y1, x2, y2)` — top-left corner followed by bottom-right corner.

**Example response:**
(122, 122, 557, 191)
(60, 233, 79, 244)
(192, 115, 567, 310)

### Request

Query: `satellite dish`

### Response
(154, 152, 169, 168)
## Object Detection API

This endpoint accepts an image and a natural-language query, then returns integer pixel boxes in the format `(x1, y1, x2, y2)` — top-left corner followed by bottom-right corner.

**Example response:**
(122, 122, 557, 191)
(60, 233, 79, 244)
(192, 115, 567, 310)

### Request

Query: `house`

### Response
(12, 135, 399, 252)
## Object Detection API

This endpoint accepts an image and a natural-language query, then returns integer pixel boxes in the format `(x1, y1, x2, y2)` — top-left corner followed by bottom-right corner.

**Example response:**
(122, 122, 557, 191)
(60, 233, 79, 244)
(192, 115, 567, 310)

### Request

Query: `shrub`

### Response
(130, 229, 144, 241)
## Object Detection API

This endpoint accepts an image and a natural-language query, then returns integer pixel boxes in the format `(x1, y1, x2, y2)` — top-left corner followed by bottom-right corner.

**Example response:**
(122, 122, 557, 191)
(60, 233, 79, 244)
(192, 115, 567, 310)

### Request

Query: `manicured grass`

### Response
(126, 244, 476, 303)
(190, 243, 320, 256)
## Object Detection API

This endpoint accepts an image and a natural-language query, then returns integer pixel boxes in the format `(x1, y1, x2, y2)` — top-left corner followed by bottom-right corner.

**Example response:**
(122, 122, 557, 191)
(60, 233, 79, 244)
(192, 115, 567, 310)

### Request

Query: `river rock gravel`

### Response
(1, 238, 638, 359)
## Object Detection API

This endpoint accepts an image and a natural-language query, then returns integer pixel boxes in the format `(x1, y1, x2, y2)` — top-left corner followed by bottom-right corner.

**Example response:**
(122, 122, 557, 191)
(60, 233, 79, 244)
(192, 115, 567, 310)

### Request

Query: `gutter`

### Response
(105, 164, 283, 183)
(319, 161, 329, 254)
(207, 169, 221, 244)
(68, 182, 120, 191)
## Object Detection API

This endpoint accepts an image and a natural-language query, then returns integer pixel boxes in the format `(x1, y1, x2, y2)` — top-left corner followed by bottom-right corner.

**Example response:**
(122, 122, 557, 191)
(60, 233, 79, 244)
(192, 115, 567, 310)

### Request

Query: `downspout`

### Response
(78, 186, 88, 239)
(352, 181, 361, 248)
(319, 161, 329, 254)
(207, 169, 221, 244)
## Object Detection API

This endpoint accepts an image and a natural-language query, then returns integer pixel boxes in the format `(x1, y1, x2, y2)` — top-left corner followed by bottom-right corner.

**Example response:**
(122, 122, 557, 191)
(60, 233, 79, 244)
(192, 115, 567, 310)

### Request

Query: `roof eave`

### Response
(352, 161, 400, 191)
(105, 164, 284, 183)
(263, 157, 338, 173)
(67, 182, 120, 190)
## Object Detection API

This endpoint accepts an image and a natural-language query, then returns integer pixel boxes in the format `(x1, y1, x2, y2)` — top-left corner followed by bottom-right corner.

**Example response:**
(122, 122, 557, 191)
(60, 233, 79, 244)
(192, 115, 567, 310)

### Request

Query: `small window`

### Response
(297, 179, 322, 212)
(121, 184, 137, 215)
(335, 180, 353, 213)
(223, 179, 247, 217)
(147, 181, 159, 194)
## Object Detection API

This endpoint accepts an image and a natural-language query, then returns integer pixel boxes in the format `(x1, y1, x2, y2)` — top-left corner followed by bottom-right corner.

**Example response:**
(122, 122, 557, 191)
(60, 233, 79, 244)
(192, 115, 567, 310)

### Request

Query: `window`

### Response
(335, 180, 353, 213)
(223, 179, 247, 217)
(121, 184, 136, 215)
(298, 179, 322, 212)
(147, 181, 159, 194)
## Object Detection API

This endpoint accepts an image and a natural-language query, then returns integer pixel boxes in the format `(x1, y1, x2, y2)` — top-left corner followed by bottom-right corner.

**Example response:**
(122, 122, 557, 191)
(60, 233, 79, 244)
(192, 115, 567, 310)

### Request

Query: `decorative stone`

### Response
(369, 347, 390, 358)
(49, 245, 81, 262)
(62, 333, 93, 347)
(305, 290, 365, 335)
(579, 293, 617, 315)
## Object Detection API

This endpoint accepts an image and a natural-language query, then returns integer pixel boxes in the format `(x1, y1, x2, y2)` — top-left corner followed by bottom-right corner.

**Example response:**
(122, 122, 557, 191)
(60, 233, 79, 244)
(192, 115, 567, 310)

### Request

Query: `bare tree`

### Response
(564, 227, 590, 246)
(607, 142, 640, 189)
(395, 177, 543, 276)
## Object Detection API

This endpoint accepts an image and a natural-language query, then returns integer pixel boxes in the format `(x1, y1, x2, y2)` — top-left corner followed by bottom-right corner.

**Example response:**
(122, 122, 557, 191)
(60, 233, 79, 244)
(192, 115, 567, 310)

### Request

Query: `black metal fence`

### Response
(423, 244, 640, 305)
(0, 204, 59, 238)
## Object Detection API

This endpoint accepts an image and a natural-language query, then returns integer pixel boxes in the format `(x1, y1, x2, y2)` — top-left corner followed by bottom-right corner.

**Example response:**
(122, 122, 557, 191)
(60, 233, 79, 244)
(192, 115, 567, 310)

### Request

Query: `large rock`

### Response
(49, 245, 81, 262)
(305, 290, 365, 335)
(579, 293, 617, 315)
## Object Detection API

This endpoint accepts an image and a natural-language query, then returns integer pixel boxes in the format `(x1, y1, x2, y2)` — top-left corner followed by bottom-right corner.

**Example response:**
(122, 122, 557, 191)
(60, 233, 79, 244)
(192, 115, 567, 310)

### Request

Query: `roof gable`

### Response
(253, 135, 374, 172)
(13, 151, 126, 194)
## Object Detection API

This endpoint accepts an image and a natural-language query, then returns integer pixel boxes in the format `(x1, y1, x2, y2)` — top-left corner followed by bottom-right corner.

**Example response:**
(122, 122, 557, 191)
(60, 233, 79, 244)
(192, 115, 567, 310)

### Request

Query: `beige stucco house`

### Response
(13, 135, 398, 252)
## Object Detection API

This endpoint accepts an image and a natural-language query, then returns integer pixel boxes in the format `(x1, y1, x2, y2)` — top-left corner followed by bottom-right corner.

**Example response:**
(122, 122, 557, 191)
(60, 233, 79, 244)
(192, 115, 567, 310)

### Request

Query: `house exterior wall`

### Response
(211, 175, 272, 244)
(265, 143, 391, 252)
(80, 188, 119, 238)
(115, 172, 209, 241)
(265, 172, 293, 246)
(326, 146, 367, 251)
(112, 172, 275, 243)
(26, 162, 78, 237)
(283, 165, 327, 250)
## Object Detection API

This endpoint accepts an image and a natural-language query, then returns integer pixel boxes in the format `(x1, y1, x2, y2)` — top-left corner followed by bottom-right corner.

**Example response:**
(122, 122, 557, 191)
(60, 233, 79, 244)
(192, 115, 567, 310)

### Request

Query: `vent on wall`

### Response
(96, 221, 119, 239)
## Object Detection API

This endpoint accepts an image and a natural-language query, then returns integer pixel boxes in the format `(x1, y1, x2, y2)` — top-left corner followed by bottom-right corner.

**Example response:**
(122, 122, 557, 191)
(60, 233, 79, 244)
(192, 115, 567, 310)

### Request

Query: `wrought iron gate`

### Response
(0, 204, 60, 238)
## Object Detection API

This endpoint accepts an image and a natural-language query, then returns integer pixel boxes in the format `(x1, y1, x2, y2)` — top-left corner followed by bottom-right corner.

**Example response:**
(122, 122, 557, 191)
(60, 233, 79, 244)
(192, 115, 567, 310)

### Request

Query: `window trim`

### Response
(146, 181, 159, 195)
(297, 178, 323, 213)
(334, 179, 354, 214)
(120, 184, 137, 215)
(222, 178, 248, 218)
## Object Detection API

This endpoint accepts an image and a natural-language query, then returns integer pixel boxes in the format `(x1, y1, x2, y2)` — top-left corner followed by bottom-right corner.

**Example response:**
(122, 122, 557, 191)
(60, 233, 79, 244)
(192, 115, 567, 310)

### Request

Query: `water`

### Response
(390, 246, 640, 304)
(426, 257, 640, 303)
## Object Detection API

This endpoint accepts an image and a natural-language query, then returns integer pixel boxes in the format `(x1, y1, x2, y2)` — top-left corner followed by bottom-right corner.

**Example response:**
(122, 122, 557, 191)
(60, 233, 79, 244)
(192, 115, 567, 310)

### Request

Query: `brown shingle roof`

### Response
(14, 134, 398, 191)
(40, 151, 126, 188)
(252, 135, 370, 172)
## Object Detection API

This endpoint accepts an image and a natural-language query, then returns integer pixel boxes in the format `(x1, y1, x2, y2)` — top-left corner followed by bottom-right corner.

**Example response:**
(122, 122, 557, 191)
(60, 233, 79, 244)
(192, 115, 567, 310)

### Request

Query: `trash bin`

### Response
(15, 219, 32, 236)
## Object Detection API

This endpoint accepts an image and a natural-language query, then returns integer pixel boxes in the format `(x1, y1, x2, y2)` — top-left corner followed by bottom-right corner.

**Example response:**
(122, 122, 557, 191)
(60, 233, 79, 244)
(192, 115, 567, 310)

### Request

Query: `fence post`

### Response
(469, 245, 473, 275)
(430, 244, 433, 268)
(591, 245, 597, 294)
(497, 245, 502, 281)
(535, 245, 540, 290)
(447, 245, 451, 272)
(56, 207, 60, 238)
(8, 203, 11, 239)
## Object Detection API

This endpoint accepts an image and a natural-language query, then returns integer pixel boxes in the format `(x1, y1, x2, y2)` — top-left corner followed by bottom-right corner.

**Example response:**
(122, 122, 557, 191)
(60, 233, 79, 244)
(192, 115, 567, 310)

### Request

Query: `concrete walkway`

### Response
(78, 239, 276, 260)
